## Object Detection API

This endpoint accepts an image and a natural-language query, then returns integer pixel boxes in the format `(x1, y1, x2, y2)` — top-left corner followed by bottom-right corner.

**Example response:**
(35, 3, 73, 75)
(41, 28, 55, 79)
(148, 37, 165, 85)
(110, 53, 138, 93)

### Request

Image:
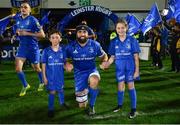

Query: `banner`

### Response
(1, 45, 44, 60)
(1, 46, 18, 60)
(58, 5, 118, 32)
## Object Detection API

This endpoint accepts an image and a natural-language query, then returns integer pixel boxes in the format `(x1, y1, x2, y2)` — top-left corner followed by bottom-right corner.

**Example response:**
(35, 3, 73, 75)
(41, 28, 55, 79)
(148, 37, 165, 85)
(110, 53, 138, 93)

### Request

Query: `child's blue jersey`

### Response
(41, 46, 66, 91)
(14, 15, 41, 47)
(109, 36, 140, 60)
(108, 36, 140, 83)
(66, 39, 105, 73)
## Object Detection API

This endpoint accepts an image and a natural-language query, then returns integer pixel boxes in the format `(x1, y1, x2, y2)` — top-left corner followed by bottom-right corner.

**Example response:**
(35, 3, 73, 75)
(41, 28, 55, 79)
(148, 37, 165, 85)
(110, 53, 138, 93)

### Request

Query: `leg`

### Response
(58, 90, 65, 105)
(88, 75, 100, 115)
(170, 50, 175, 71)
(15, 57, 27, 87)
(29, 48, 43, 85)
(174, 49, 179, 72)
(113, 82, 125, 112)
(48, 91, 56, 117)
(128, 82, 137, 118)
(89, 75, 99, 107)
(32, 63, 44, 91)
(15, 57, 30, 96)
(76, 89, 88, 108)
(157, 52, 163, 69)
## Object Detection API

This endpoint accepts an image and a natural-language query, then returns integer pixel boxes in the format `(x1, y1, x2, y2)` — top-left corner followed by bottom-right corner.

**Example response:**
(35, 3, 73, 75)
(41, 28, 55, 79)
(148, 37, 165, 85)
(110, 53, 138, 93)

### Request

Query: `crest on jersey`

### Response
(115, 46, 119, 49)
(59, 54, 63, 59)
(89, 47, 94, 53)
(126, 44, 131, 49)
(26, 20, 30, 25)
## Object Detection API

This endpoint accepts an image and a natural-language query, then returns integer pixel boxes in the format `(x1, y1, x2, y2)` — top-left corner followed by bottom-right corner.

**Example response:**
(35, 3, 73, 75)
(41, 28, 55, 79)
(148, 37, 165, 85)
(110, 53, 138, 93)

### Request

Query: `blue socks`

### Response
(37, 72, 43, 84)
(89, 87, 99, 108)
(118, 90, 124, 106)
(129, 88, 137, 110)
(48, 93, 55, 111)
(17, 72, 28, 87)
(58, 91, 64, 105)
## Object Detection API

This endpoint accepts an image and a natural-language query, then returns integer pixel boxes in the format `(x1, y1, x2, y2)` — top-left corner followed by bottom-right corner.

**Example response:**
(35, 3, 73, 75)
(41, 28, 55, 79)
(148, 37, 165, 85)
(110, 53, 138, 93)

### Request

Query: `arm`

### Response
(107, 55, 115, 65)
(16, 29, 45, 38)
(100, 52, 108, 62)
(42, 63, 48, 85)
(64, 60, 73, 72)
(99, 52, 108, 70)
(100, 55, 115, 70)
(134, 53, 139, 78)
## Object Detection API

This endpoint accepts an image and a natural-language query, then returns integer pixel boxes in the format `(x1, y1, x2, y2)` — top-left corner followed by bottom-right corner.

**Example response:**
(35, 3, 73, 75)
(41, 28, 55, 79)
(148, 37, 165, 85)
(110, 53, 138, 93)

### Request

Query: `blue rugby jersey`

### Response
(41, 46, 66, 88)
(66, 39, 105, 73)
(108, 35, 140, 82)
(108, 35, 140, 60)
(14, 15, 41, 47)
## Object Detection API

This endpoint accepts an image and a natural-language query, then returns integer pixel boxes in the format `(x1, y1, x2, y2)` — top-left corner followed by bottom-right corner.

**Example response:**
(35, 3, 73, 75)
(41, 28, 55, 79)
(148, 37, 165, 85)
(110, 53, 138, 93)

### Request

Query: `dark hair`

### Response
(115, 18, 128, 28)
(48, 30, 62, 38)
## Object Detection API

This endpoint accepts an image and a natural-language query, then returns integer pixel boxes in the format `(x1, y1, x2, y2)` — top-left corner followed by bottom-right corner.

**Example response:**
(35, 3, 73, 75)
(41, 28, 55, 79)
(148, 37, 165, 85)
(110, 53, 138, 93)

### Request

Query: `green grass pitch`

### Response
(0, 58, 180, 124)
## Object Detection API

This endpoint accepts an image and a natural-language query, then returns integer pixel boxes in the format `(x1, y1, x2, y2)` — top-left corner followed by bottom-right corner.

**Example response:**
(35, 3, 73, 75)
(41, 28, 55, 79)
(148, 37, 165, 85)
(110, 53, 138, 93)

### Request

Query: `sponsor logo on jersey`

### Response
(73, 49, 78, 54)
(81, 54, 86, 58)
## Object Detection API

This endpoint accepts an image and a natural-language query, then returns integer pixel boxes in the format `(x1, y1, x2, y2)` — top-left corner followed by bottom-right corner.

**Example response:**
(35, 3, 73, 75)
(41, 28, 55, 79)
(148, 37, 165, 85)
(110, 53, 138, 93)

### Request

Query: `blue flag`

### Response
(141, 3, 162, 35)
(12, 12, 21, 20)
(127, 14, 141, 36)
(168, 0, 177, 6)
(40, 11, 51, 26)
(166, 5, 174, 20)
(173, 0, 180, 22)
(0, 16, 11, 35)
(125, 13, 131, 24)
(167, 0, 180, 22)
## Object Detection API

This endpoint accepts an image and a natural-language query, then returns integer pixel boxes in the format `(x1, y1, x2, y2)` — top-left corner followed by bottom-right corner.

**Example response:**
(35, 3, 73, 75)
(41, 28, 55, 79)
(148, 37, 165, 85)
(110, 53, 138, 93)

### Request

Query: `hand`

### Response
(134, 70, 139, 79)
(11, 13, 16, 17)
(177, 49, 180, 54)
(99, 61, 110, 70)
(64, 63, 73, 72)
(43, 78, 48, 85)
(11, 35, 16, 44)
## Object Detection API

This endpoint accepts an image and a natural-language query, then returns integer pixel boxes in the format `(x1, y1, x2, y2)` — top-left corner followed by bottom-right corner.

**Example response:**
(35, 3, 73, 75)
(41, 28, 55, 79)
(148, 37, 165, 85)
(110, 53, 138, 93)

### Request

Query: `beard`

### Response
(77, 37, 87, 44)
